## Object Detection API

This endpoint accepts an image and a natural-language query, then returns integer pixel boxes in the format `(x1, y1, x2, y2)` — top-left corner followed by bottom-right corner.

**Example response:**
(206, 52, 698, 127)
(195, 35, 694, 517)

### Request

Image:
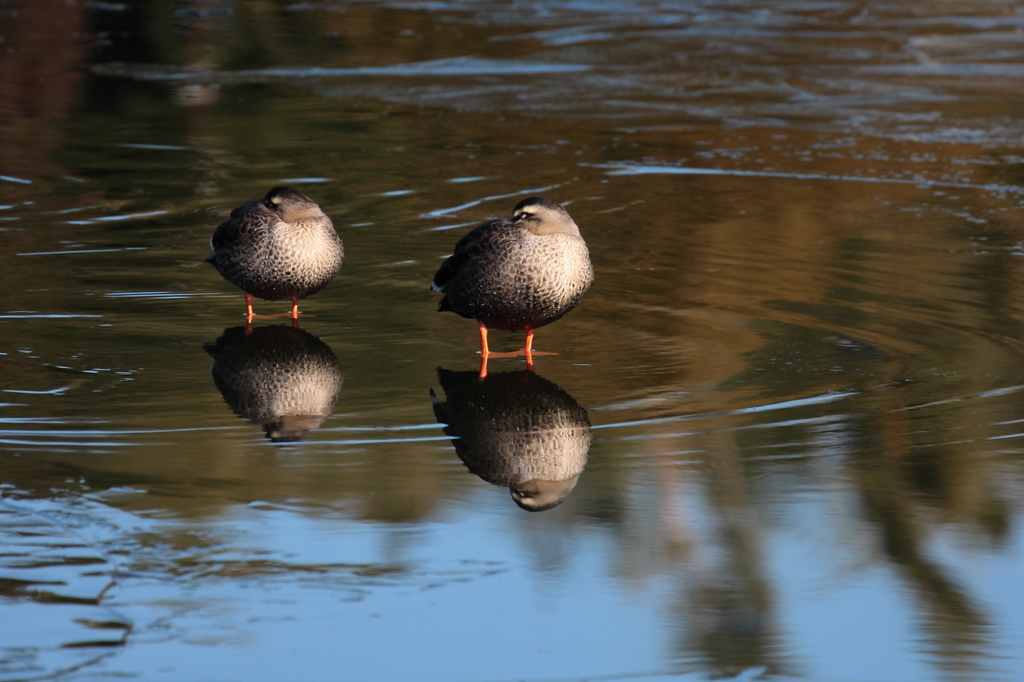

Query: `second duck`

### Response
(431, 197, 593, 361)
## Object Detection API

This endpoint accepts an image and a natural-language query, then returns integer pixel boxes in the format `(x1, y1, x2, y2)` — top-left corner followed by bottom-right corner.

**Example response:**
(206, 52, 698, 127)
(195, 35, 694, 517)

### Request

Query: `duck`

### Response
(431, 197, 593, 366)
(206, 187, 344, 321)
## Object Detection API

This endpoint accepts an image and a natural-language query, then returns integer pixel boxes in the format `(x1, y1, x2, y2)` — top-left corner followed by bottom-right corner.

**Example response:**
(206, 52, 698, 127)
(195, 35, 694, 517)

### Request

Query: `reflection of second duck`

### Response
(205, 325, 343, 442)
(431, 368, 591, 511)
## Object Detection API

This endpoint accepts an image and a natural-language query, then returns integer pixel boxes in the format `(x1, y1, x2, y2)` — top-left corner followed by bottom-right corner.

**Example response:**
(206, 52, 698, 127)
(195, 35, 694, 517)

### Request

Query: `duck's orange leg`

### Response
(479, 322, 529, 358)
(479, 322, 492, 354)
(521, 328, 556, 361)
(245, 293, 255, 323)
(478, 323, 491, 380)
(287, 297, 315, 320)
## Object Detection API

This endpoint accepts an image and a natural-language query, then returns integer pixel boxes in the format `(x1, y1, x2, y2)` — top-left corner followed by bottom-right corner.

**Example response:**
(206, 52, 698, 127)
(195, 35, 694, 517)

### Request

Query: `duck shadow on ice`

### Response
(431, 367, 591, 512)
(204, 325, 343, 443)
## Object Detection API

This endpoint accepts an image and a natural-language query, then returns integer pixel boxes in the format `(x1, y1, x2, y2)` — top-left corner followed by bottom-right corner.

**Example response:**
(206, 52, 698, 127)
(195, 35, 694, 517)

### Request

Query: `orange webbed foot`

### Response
(244, 295, 314, 324)
(244, 311, 316, 321)
(475, 323, 559, 376)
(251, 312, 316, 319)
(478, 349, 557, 358)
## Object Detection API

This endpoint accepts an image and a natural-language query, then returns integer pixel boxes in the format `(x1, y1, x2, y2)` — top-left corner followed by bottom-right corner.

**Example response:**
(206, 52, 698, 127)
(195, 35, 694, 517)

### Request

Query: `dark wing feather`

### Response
(208, 200, 269, 254)
(431, 218, 515, 291)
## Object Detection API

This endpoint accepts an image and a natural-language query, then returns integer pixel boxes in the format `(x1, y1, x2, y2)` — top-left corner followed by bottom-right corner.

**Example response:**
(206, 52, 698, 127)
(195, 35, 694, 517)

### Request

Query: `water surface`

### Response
(3, 1, 1024, 681)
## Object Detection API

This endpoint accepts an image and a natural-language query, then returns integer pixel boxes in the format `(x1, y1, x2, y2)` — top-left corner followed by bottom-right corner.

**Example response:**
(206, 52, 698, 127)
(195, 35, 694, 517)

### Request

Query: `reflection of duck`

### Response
(431, 368, 591, 511)
(206, 187, 344, 322)
(205, 325, 343, 442)
(431, 197, 593, 362)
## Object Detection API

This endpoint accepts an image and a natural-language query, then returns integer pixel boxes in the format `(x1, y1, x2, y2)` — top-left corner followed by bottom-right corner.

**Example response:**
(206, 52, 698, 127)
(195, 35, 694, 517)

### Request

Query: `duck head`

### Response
(511, 197, 581, 237)
(264, 186, 326, 223)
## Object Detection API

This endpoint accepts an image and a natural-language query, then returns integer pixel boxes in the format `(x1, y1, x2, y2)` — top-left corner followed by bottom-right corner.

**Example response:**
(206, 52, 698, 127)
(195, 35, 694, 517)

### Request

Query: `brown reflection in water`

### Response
(431, 368, 590, 511)
(0, 0, 89, 178)
(205, 325, 343, 442)
(685, 428, 789, 678)
(576, 374, 1019, 678)
(852, 389, 1002, 678)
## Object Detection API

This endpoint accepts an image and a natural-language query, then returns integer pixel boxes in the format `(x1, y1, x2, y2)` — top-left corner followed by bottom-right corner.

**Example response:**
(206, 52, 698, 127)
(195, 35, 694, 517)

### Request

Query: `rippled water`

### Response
(3, 1, 1024, 681)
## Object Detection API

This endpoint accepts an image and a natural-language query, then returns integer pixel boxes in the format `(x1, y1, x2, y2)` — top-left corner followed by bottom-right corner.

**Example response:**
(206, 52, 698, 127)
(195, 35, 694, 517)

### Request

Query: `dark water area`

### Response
(3, 1, 1024, 680)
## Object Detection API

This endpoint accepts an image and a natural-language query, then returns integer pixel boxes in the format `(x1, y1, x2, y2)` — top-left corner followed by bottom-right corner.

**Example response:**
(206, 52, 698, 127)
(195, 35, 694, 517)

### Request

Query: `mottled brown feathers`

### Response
(432, 219, 514, 295)
(432, 197, 593, 331)
(207, 187, 344, 303)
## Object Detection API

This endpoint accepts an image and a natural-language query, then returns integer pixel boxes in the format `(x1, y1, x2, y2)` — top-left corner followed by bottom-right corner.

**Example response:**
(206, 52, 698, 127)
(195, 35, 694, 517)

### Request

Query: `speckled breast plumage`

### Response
(209, 211, 344, 302)
(445, 229, 593, 331)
